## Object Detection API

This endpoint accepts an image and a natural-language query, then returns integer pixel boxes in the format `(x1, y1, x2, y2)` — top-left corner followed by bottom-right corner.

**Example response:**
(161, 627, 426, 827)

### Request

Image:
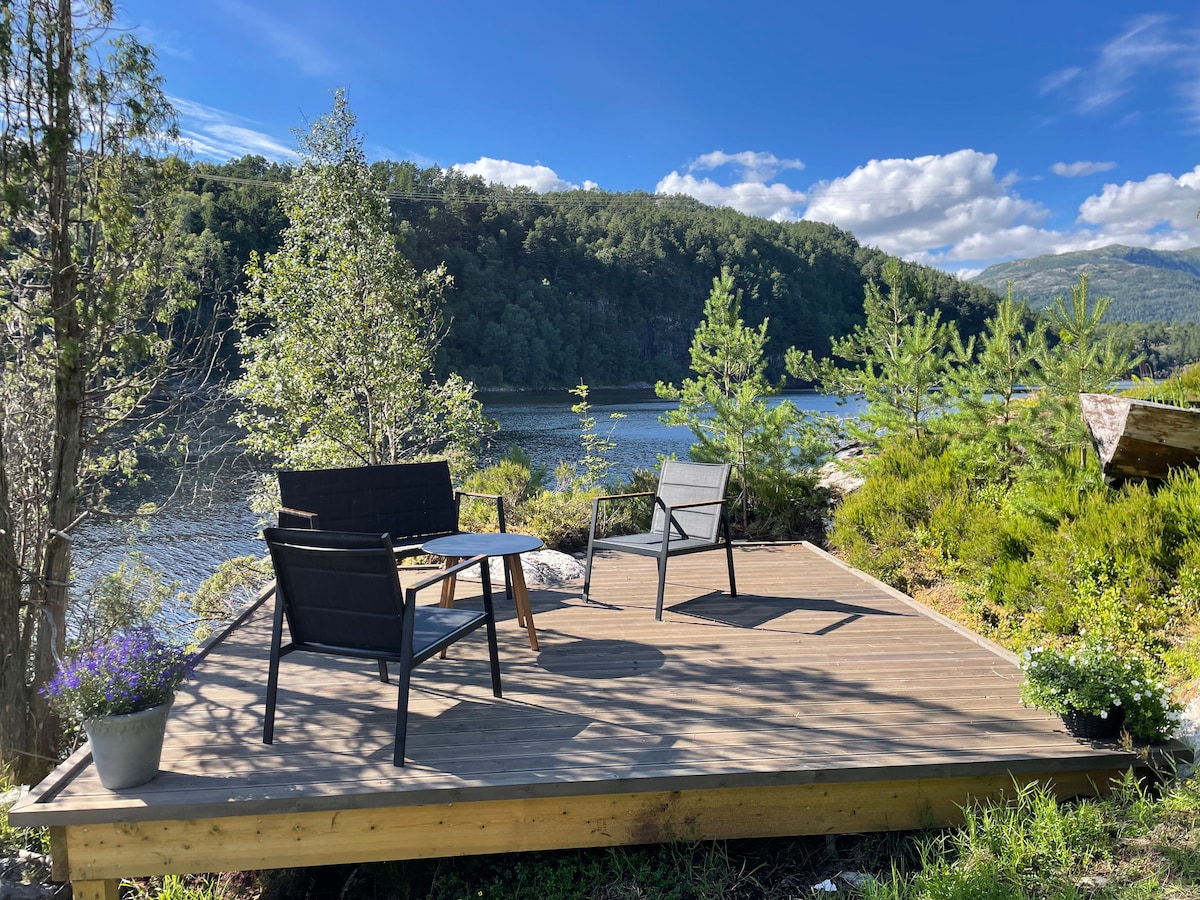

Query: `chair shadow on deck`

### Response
(669, 592, 914, 630)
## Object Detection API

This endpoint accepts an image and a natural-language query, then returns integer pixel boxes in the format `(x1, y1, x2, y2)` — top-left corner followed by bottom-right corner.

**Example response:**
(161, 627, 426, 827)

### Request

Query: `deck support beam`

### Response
(71, 879, 119, 900)
(62, 768, 1125, 881)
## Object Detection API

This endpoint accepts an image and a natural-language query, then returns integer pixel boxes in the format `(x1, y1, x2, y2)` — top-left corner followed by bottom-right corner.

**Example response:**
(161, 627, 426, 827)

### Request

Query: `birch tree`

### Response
(234, 91, 493, 497)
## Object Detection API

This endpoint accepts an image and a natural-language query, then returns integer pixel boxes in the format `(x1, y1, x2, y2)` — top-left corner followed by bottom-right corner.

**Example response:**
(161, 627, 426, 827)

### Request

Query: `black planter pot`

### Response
(1061, 706, 1125, 739)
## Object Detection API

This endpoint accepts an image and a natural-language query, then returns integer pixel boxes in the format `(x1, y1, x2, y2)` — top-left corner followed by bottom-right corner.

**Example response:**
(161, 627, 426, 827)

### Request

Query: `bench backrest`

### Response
(278, 461, 458, 541)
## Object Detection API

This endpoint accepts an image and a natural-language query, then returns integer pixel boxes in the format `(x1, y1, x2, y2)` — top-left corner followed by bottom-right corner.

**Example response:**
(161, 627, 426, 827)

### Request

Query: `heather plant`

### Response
(43, 628, 197, 720)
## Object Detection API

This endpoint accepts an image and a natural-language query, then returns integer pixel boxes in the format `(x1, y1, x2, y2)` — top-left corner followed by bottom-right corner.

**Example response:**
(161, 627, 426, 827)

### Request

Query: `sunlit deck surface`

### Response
(14, 543, 1139, 894)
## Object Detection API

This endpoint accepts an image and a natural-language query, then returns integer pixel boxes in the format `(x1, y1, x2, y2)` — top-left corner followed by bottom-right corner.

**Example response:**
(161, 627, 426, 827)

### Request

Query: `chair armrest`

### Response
(662, 498, 729, 511)
(407, 554, 491, 594)
(278, 507, 318, 528)
(456, 490, 507, 532)
(594, 490, 655, 504)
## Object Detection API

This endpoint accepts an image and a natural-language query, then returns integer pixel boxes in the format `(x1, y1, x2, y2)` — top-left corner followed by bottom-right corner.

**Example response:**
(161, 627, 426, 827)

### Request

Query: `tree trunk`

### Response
(17, 0, 79, 784)
(0, 431, 32, 780)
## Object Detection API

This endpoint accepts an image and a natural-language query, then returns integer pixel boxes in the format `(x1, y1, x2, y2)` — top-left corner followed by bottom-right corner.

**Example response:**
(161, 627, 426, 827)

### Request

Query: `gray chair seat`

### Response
(582, 461, 737, 620)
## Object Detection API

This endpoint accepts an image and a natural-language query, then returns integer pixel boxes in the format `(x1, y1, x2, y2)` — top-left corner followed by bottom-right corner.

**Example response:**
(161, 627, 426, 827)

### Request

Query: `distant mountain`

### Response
(969, 245, 1200, 323)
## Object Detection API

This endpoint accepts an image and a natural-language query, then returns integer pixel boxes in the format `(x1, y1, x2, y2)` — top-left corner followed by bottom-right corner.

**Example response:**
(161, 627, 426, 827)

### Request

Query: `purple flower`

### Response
(42, 627, 197, 719)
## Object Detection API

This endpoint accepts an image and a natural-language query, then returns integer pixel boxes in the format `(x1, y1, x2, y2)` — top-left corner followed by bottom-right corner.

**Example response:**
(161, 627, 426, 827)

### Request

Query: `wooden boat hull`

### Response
(1080, 392, 1200, 481)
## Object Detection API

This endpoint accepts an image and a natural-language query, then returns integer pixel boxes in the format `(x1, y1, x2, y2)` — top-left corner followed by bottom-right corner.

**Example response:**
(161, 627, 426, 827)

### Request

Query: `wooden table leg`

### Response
(438, 556, 460, 659)
(505, 553, 539, 651)
(439, 556, 461, 608)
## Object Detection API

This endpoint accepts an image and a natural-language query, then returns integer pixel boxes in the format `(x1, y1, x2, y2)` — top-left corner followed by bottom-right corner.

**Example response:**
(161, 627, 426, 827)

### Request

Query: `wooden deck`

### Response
(12, 543, 1139, 898)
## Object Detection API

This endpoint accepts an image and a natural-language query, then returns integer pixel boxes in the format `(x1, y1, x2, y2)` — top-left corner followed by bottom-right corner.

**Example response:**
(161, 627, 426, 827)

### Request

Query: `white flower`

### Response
(1100, 710, 1109, 719)
(1133, 693, 1142, 702)
(1113, 698, 1122, 706)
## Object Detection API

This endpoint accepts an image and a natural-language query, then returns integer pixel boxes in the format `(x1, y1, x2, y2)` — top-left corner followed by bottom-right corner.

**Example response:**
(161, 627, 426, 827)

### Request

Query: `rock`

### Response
(453, 549, 584, 587)
(818, 444, 867, 496)
(839, 871, 874, 889)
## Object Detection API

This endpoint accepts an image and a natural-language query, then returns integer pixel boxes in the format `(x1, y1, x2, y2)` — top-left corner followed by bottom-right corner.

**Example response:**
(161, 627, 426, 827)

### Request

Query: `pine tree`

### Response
(658, 267, 830, 529)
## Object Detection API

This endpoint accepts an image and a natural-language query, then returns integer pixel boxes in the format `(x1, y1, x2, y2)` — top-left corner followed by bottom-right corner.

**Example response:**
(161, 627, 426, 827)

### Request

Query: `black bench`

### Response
(277, 461, 506, 559)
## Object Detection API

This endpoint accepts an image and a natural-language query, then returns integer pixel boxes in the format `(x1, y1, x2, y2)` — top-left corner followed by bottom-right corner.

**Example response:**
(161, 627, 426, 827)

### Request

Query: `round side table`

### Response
(421, 532, 543, 651)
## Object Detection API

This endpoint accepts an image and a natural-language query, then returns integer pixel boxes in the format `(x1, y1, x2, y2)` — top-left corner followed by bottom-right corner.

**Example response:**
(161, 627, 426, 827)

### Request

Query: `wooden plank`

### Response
(61, 769, 1127, 880)
(11, 543, 1144, 846)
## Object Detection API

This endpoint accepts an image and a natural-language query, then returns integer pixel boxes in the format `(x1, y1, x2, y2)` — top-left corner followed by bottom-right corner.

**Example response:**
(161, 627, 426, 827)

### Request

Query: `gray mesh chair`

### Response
(582, 461, 736, 620)
(263, 527, 503, 766)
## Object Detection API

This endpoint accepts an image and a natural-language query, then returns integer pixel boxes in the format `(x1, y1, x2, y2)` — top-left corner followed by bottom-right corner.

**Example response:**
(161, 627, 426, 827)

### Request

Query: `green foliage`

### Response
(832, 429, 1200, 673)
(187, 556, 273, 626)
(233, 90, 494, 487)
(1032, 273, 1140, 461)
(794, 258, 958, 446)
(1019, 643, 1181, 740)
(948, 284, 1044, 471)
(562, 382, 624, 490)
(1122, 360, 1200, 406)
(658, 267, 835, 532)
(0, 0, 205, 783)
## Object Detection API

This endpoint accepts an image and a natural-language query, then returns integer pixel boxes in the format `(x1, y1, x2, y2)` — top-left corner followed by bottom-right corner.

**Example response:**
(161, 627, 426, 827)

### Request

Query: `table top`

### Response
(421, 531, 543, 558)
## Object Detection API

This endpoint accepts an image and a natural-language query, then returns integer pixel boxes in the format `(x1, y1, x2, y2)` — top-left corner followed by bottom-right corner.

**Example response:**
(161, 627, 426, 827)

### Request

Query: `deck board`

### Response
(12, 542, 1139, 880)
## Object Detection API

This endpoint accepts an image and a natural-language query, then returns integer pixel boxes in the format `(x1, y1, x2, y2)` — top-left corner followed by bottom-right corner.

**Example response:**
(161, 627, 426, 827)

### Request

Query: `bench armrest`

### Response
(456, 490, 507, 532)
(277, 507, 318, 528)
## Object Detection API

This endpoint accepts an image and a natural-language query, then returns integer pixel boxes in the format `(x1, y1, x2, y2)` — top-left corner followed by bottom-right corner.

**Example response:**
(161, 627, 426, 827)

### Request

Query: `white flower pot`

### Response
(83, 700, 172, 790)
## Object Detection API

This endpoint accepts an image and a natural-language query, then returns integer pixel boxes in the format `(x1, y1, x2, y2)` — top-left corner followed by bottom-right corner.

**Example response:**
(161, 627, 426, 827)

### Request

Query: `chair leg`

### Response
(480, 563, 503, 698)
(582, 537, 596, 603)
(263, 652, 280, 745)
(725, 535, 738, 598)
(655, 554, 668, 621)
(263, 588, 286, 745)
(377, 660, 389, 683)
(393, 663, 412, 767)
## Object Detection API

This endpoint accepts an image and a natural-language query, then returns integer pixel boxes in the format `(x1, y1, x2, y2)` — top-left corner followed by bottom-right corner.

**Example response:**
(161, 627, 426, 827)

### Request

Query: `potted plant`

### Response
(43, 627, 197, 789)
(1019, 641, 1182, 741)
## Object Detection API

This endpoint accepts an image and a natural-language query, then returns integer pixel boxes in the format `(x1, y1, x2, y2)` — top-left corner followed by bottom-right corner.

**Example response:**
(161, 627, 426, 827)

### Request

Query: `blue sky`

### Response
(119, 0, 1200, 276)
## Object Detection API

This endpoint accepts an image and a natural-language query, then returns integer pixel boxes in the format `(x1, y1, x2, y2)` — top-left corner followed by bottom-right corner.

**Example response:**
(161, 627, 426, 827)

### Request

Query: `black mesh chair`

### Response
(262, 527, 503, 767)
(581, 461, 737, 620)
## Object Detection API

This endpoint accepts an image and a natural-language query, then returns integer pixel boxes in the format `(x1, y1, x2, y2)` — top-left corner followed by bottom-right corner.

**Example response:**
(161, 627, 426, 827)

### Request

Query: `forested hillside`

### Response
(181, 156, 1000, 388)
(971, 245, 1200, 323)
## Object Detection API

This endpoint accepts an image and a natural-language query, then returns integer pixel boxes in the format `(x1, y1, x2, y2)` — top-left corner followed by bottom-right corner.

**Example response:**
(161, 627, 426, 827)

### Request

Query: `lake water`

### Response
(70, 389, 860, 612)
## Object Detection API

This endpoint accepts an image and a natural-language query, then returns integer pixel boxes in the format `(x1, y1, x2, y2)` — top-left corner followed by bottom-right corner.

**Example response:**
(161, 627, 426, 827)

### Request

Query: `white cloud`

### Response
(657, 146, 1200, 271)
(1077, 165, 1200, 233)
(1041, 15, 1200, 124)
(171, 97, 297, 163)
(655, 171, 807, 221)
(688, 150, 805, 183)
(803, 150, 1048, 260)
(1051, 160, 1117, 177)
(451, 157, 587, 192)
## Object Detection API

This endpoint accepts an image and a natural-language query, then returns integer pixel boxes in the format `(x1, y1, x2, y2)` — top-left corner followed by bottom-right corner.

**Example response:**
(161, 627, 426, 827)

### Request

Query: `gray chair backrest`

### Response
(265, 528, 407, 657)
(650, 461, 730, 542)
